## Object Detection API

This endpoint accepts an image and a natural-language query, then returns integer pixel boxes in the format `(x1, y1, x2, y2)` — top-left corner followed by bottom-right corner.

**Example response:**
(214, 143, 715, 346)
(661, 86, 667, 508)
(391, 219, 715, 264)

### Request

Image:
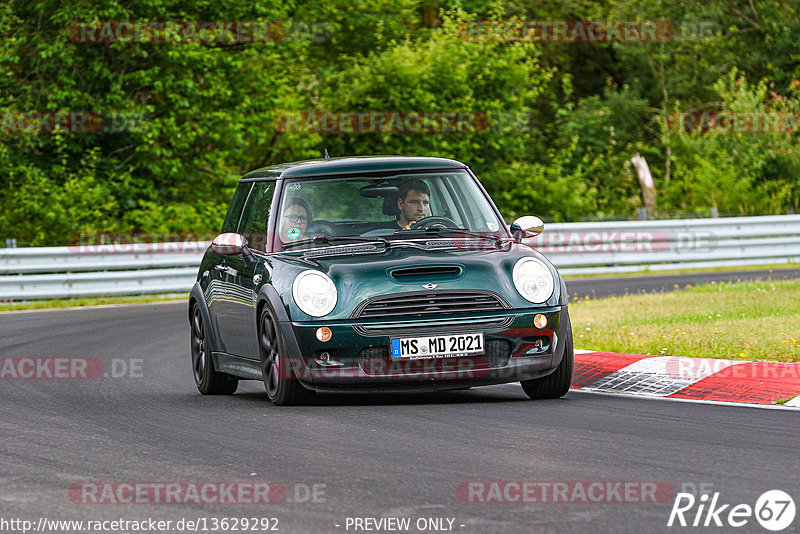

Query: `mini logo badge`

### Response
(422, 283, 438, 289)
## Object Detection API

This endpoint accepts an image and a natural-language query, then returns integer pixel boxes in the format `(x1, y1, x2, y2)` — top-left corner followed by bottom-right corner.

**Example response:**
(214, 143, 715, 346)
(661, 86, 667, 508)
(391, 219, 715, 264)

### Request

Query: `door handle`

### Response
(213, 264, 227, 271)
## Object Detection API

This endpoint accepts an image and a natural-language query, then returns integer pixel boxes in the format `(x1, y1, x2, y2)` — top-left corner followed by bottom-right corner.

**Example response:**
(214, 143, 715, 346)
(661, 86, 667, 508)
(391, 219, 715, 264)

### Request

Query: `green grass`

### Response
(569, 279, 800, 362)
(0, 293, 187, 312)
(562, 262, 798, 280)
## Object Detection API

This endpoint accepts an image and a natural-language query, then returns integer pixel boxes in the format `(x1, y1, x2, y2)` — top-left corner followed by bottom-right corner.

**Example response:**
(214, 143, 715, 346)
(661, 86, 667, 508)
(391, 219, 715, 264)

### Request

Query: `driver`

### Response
(373, 178, 431, 230)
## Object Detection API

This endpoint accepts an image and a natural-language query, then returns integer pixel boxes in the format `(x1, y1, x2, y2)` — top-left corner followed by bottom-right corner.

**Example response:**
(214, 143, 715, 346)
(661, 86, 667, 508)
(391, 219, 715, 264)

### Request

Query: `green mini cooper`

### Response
(189, 156, 573, 405)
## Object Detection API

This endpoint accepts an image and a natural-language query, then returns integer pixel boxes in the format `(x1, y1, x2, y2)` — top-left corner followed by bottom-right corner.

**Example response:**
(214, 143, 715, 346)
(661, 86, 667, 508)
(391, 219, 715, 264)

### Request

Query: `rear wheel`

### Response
(521, 313, 573, 399)
(190, 303, 238, 395)
(259, 307, 314, 406)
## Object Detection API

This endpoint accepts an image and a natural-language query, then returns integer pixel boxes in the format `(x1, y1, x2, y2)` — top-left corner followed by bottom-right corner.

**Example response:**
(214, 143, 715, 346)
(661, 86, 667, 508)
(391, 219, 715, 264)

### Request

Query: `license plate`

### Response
(390, 332, 485, 359)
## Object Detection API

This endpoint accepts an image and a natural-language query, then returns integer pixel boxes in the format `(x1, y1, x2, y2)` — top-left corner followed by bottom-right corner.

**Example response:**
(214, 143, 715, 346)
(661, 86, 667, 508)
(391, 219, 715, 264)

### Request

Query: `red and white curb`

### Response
(572, 350, 800, 408)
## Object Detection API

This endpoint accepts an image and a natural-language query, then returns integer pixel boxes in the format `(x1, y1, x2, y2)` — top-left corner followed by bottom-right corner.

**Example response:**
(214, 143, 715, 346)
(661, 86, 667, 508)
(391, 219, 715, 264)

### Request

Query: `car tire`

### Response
(190, 303, 238, 395)
(259, 307, 314, 406)
(521, 313, 573, 399)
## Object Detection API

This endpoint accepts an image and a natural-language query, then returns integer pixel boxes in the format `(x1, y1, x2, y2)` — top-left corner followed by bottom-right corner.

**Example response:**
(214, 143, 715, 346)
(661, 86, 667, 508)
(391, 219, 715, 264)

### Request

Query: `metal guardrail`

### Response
(526, 214, 800, 275)
(0, 268, 199, 300)
(0, 243, 206, 274)
(1, 214, 799, 300)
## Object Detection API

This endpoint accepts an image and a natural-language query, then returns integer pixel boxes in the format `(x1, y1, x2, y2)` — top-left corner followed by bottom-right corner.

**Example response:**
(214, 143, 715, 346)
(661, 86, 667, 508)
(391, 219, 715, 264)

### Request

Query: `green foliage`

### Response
(1, 0, 800, 245)
(483, 154, 598, 223)
(0, 145, 120, 246)
(0, 0, 314, 244)
(659, 71, 800, 215)
(317, 9, 553, 167)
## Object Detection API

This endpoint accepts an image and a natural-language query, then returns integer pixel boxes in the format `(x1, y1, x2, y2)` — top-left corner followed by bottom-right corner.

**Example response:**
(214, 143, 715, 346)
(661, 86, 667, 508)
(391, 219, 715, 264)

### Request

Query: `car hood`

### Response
(269, 242, 564, 321)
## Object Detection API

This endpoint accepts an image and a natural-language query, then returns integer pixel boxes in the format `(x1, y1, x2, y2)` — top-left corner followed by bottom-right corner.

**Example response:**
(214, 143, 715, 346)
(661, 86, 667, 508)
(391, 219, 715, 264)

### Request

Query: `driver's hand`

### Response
(401, 220, 416, 230)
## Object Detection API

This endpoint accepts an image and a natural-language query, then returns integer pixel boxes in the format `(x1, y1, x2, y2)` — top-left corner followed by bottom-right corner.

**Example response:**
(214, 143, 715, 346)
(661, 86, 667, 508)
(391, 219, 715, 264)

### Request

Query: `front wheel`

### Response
(521, 313, 573, 399)
(259, 307, 314, 406)
(190, 303, 238, 395)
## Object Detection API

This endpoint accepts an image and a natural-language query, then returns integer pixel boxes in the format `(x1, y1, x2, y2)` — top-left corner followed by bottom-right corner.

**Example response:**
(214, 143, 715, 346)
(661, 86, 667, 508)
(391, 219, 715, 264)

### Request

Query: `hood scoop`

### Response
(388, 265, 464, 283)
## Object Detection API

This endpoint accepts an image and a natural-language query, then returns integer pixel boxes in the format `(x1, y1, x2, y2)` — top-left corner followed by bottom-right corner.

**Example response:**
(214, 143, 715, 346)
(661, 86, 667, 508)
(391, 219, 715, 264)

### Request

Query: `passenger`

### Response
(279, 198, 312, 244)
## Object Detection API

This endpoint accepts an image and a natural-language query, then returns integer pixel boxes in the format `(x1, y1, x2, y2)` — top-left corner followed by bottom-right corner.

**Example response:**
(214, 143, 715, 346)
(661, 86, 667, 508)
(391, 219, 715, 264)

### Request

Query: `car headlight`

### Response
(292, 270, 338, 317)
(512, 257, 555, 304)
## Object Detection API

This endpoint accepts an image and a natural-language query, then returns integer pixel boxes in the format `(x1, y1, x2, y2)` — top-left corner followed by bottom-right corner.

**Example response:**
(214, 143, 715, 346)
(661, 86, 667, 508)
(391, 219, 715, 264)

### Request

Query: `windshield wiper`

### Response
(282, 234, 390, 250)
(393, 227, 505, 247)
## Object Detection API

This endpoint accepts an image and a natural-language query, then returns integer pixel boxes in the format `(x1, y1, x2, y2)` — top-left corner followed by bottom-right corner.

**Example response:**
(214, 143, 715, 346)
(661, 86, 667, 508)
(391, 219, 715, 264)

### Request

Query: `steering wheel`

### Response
(411, 216, 459, 230)
(306, 221, 337, 236)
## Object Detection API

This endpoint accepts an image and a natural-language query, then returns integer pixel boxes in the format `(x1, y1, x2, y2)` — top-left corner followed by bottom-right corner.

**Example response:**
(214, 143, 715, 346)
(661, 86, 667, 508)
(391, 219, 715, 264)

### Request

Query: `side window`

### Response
(238, 181, 276, 250)
(220, 183, 252, 233)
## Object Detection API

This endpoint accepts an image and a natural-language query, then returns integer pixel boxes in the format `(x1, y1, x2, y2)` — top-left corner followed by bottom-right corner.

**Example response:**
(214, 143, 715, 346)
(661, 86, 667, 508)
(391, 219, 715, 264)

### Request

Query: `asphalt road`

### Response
(565, 267, 800, 300)
(0, 301, 798, 534)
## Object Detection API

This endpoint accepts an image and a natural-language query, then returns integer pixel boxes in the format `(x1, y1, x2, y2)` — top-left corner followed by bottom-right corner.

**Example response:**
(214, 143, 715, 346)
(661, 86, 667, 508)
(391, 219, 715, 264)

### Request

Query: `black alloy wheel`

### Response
(191, 303, 238, 395)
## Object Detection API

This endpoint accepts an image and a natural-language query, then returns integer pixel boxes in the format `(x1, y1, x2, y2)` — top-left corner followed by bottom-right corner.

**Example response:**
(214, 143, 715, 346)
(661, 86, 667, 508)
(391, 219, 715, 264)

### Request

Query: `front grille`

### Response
(352, 290, 509, 319)
(359, 340, 511, 375)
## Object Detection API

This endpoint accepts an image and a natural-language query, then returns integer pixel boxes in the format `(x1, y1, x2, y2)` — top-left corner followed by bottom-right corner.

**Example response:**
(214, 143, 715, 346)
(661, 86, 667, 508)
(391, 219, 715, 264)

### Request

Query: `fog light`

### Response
(316, 327, 332, 342)
(314, 351, 345, 367)
(522, 337, 551, 355)
(534, 314, 547, 329)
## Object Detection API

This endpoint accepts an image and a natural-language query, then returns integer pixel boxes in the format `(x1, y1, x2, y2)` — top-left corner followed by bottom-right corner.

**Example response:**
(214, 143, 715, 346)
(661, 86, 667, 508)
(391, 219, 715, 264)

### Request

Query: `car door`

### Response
(216, 180, 276, 358)
(207, 182, 251, 349)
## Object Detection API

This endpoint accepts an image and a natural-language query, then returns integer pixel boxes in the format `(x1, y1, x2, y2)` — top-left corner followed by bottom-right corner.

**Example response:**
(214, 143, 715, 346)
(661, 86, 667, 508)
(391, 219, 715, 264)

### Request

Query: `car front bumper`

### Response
(281, 306, 569, 392)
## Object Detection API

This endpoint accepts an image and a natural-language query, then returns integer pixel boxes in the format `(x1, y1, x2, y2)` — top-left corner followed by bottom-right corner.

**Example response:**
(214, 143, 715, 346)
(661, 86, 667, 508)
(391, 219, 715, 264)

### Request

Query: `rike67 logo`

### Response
(668, 489, 795, 531)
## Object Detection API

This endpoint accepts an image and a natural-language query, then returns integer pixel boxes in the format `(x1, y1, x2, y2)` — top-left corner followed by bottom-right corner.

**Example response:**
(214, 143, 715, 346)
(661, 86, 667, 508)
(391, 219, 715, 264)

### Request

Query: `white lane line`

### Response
(570, 388, 800, 411)
(785, 395, 800, 408)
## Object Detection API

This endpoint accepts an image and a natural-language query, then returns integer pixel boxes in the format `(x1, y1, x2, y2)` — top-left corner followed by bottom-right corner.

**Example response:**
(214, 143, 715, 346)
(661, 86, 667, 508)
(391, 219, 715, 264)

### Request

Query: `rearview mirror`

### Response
(510, 216, 544, 242)
(359, 183, 399, 198)
(212, 232, 249, 255)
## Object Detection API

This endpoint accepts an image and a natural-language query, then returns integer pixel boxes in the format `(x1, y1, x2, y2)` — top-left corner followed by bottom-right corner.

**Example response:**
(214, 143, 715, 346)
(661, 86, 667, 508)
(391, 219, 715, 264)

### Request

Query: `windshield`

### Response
(275, 171, 507, 249)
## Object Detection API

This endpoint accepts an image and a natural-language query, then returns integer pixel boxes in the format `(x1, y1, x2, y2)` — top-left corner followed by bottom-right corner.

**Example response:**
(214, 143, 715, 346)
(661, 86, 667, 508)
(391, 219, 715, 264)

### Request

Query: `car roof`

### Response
(239, 156, 469, 182)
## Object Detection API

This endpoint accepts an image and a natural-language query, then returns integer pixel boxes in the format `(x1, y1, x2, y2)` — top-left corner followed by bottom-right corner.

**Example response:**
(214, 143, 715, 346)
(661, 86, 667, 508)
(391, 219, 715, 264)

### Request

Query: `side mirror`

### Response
(510, 216, 544, 243)
(212, 233, 249, 255)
